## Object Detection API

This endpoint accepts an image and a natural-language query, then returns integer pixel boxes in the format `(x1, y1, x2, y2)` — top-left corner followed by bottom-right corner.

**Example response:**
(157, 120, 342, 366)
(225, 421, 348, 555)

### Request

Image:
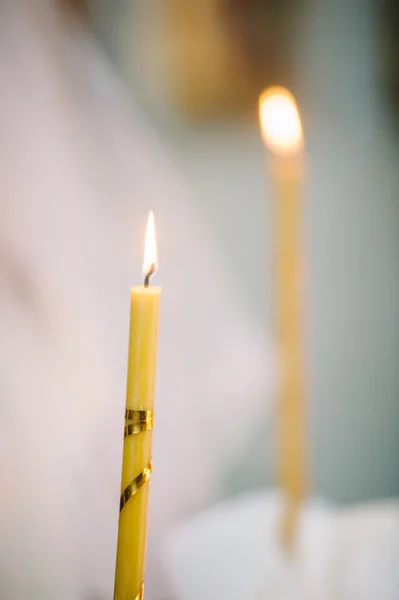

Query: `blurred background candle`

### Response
(114, 212, 161, 600)
(259, 87, 308, 551)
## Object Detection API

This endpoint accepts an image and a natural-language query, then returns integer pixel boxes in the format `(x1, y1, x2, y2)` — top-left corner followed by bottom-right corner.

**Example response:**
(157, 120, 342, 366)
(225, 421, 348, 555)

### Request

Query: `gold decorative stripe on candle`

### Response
(125, 409, 154, 422)
(119, 461, 152, 512)
(124, 409, 154, 437)
(115, 582, 144, 600)
(124, 420, 153, 437)
(134, 583, 144, 600)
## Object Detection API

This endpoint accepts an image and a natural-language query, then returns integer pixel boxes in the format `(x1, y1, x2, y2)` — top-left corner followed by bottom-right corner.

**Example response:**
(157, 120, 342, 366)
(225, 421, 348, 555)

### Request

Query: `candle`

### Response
(114, 212, 161, 600)
(259, 87, 308, 550)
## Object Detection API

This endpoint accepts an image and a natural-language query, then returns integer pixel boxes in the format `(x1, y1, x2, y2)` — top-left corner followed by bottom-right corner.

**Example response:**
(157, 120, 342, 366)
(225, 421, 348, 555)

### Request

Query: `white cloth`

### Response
(164, 491, 399, 600)
(0, 2, 270, 599)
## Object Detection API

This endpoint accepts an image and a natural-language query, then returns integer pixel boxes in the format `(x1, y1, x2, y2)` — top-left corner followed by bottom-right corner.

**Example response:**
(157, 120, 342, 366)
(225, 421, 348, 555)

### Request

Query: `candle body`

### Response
(114, 286, 161, 600)
(270, 157, 308, 549)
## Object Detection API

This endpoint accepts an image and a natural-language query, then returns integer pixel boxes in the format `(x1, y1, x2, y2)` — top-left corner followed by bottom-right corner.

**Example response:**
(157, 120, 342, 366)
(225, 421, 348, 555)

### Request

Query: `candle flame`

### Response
(143, 211, 157, 276)
(259, 87, 303, 154)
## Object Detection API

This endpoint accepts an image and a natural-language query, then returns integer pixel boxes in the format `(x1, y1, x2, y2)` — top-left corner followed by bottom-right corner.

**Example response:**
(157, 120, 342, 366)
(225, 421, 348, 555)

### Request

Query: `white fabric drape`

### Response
(0, 2, 271, 598)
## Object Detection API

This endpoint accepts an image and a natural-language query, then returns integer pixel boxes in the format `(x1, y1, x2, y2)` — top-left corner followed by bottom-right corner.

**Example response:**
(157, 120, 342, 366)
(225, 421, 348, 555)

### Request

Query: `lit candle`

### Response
(114, 212, 161, 600)
(259, 87, 308, 550)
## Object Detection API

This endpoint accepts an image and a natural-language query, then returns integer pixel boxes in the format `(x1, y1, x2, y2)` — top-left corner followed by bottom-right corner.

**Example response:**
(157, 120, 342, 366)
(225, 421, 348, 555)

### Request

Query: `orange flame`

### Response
(143, 211, 157, 276)
(259, 87, 303, 154)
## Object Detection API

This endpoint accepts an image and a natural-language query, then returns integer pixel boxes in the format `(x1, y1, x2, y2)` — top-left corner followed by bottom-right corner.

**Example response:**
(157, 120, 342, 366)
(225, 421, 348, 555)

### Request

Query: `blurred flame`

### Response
(259, 87, 303, 154)
(143, 211, 157, 275)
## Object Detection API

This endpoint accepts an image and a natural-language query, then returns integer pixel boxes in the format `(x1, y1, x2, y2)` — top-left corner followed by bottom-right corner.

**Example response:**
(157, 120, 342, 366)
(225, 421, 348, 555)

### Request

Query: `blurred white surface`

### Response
(164, 490, 399, 600)
(165, 490, 284, 600)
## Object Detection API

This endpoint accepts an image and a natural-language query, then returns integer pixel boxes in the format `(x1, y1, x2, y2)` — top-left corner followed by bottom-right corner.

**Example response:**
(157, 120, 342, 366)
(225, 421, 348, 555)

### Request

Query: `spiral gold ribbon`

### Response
(120, 461, 152, 512)
(120, 409, 153, 510)
(125, 409, 153, 421)
(124, 409, 154, 437)
(135, 583, 144, 600)
(114, 581, 144, 600)
(115, 411, 153, 600)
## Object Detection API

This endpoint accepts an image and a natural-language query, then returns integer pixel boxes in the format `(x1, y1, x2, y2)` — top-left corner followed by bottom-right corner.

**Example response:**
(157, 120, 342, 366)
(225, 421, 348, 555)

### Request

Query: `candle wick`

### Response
(144, 264, 156, 287)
